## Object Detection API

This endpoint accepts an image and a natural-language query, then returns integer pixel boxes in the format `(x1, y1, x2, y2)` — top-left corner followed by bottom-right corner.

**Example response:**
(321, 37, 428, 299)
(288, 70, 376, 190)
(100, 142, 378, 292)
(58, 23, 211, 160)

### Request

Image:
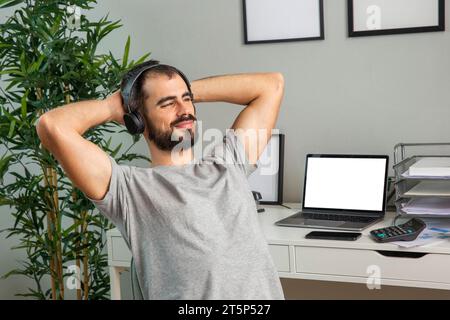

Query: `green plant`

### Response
(0, 0, 150, 299)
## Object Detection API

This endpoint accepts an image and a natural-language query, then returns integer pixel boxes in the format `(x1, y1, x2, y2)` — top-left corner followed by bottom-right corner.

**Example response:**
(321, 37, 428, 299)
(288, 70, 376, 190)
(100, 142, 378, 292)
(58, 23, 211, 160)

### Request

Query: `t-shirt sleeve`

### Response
(207, 129, 258, 178)
(85, 155, 130, 228)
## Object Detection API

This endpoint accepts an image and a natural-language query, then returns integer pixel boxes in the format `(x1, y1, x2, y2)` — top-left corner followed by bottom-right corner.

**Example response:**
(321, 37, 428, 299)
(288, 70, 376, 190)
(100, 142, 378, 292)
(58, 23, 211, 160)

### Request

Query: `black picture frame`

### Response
(243, 0, 324, 44)
(348, 0, 445, 37)
(248, 133, 285, 205)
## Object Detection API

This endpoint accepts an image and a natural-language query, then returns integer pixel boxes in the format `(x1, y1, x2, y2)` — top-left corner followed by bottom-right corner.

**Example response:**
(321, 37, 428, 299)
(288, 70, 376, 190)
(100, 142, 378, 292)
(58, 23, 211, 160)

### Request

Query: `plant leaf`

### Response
(20, 90, 28, 119)
(0, 0, 24, 9)
(133, 52, 151, 66)
(7, 120, 16, 138)
(0, 154, 14, 180)
(122, 36, 130, 68)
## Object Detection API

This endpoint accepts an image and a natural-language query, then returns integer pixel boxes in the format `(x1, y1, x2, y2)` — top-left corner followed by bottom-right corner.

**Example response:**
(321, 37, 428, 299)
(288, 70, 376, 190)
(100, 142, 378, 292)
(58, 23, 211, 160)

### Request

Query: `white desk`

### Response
(106, 203, 450, 299)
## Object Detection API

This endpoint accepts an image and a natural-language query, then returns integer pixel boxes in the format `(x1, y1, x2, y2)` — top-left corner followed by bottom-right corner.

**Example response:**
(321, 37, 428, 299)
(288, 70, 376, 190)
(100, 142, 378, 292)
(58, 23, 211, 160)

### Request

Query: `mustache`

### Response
(171, 114, 197, 127)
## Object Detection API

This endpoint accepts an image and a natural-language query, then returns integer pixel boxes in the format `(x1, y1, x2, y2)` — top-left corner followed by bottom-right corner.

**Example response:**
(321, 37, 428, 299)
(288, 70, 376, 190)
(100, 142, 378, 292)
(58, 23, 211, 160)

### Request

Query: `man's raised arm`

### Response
(190, 73, 284, 164)
(36, 92, 126, 200)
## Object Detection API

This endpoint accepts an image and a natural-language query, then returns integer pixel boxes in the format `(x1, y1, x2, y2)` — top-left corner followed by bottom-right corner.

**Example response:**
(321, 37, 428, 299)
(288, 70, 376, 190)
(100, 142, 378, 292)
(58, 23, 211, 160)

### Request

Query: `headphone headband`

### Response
(121, 63, 191, 113)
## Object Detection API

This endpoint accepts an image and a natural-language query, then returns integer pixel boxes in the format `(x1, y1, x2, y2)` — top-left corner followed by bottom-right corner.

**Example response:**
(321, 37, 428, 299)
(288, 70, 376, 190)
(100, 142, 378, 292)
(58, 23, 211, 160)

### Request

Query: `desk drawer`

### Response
(295, 246, 450, 284)
(268, 245, 290, 273)
(111, 236, 132, 262)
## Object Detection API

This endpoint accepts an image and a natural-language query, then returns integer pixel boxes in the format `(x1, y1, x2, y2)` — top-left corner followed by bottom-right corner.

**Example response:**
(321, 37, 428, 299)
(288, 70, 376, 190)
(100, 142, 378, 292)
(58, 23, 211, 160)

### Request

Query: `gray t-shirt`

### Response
(87, 130, 284, 300)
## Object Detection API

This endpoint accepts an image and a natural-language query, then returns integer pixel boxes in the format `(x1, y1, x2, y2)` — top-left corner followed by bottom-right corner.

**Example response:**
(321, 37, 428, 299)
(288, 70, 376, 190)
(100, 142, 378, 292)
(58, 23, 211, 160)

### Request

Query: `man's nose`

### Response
(175, 98, 193, 116)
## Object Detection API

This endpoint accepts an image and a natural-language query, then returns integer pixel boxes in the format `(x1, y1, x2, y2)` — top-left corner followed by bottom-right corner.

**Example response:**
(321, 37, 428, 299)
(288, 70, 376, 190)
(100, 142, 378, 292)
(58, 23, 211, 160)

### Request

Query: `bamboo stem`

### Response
(39, 88, 64, 300)
(81, 210, 89, 300)
(44, 165, 58, 299)
(71, 188, 82, 300)
(45, 194, 57, 300)
(37, 90, 57, 300)
(48, 166, 62, 299)
(51, 167, 64, 299)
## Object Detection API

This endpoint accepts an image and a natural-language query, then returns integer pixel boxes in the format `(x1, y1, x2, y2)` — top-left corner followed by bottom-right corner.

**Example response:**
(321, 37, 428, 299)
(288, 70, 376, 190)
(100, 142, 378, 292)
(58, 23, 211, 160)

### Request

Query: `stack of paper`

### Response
(392, 218, 450, 248)
(404, 180, 450, 197)
(402, 198, 450, 215)
(402, 170, 450, 179)
(407, 157, 450, 177)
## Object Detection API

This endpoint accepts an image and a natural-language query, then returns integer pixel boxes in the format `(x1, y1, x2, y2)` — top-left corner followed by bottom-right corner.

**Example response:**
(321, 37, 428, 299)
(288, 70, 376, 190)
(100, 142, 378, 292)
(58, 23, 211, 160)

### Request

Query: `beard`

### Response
(145, 113, 197, 152)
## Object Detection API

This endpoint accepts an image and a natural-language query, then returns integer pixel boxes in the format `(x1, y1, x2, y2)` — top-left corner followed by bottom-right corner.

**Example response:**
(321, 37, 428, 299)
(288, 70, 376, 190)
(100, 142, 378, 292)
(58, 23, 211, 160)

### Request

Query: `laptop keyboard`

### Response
(302, 212, 377, 223)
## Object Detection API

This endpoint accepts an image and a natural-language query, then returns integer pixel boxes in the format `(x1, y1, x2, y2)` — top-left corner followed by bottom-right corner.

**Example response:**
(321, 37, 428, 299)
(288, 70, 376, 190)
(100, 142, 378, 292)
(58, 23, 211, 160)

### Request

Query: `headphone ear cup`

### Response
(123, 111, 145, 135)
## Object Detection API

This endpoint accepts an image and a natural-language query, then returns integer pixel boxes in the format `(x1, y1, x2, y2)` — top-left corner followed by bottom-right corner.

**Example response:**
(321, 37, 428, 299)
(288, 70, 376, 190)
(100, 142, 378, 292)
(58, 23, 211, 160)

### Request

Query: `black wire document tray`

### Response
(393, 143, 450, 218)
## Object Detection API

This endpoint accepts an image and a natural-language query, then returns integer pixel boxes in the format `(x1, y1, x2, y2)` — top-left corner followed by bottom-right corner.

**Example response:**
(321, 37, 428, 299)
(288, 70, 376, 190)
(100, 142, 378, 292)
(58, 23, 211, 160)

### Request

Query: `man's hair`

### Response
(120, 59, 187, 113)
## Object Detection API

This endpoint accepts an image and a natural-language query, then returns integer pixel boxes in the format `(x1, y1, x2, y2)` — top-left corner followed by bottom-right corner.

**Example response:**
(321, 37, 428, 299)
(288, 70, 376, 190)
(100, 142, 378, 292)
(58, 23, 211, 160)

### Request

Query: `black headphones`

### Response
(121, 63, 193, 135)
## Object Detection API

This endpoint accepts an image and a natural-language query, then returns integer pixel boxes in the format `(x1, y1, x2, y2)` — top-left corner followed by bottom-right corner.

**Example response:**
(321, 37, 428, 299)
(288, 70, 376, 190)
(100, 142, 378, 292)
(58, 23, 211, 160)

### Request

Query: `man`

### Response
(36, 60, 285, 299)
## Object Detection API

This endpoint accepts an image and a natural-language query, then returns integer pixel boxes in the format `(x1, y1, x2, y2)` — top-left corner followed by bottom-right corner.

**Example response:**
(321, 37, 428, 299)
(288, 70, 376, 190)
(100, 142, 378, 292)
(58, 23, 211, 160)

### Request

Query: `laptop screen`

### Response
(303, 155, 388, 212)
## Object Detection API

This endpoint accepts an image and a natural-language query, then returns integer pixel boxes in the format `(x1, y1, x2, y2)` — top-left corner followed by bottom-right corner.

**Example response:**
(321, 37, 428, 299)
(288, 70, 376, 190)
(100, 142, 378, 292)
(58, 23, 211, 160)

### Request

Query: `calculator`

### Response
(370, 218, 426, 243)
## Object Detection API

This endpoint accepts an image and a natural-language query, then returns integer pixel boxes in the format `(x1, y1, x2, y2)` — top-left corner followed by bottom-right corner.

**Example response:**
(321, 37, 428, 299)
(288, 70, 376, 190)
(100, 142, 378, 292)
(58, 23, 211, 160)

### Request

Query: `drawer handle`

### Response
(376, 250, 427, 259)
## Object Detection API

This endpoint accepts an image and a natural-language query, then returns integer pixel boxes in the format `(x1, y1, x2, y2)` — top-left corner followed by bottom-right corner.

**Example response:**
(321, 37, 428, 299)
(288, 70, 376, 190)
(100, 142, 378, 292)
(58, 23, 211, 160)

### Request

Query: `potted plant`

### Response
(0, 0, 150, 299)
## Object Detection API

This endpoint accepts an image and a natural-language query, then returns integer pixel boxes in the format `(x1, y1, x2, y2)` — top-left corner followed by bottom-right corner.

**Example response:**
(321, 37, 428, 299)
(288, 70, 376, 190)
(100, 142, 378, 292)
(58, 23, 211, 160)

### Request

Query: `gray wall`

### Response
(2, 0, 450, 299)
(94, 0, 450, 201)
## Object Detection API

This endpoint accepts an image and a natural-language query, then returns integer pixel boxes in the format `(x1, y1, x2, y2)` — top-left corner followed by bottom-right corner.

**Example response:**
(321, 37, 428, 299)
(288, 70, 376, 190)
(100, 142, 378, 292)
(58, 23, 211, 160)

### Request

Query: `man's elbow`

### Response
(36, 114, 57, 150)
(270, 72, 284, 94)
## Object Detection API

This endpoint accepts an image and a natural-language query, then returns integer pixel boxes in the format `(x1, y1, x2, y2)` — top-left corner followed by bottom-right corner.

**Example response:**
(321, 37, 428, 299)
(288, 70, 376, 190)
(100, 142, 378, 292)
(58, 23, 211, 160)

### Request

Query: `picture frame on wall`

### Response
(243, 0, 324, 44)
(248, 133, 285, 205)
(348, 0, 445, 37)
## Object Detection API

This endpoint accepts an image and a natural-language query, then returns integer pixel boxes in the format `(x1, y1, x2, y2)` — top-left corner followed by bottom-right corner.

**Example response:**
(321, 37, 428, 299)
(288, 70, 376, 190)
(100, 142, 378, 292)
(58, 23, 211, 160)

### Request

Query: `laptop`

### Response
(275, 154, 389, 231)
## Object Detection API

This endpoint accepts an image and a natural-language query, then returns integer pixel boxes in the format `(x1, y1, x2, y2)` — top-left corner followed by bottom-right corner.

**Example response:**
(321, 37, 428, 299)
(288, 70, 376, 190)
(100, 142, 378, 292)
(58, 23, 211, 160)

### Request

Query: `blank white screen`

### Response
(304, 157, 387, 211)
(245, 0, 322, 41)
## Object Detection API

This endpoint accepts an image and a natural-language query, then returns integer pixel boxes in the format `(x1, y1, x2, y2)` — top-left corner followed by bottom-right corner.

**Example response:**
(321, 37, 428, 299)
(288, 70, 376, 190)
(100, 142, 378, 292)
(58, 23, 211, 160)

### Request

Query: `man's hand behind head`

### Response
(106, 91, 126, 125)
